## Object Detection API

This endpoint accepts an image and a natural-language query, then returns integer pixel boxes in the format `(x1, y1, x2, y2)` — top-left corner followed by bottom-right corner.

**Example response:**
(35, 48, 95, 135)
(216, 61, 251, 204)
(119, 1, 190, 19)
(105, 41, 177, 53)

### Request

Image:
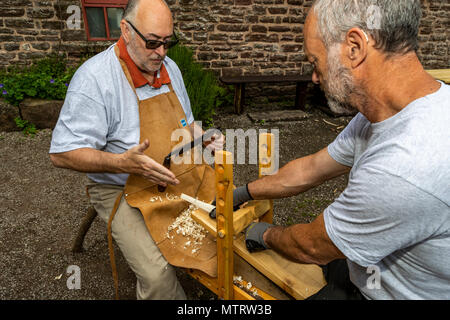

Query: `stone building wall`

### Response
(0, 0, 448, 103)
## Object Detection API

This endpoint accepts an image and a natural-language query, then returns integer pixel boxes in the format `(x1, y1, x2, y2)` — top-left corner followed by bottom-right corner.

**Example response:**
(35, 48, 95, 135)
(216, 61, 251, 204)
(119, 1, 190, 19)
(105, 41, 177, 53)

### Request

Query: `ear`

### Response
(120, 19, 131, 44)
(344, 28, 369, 69)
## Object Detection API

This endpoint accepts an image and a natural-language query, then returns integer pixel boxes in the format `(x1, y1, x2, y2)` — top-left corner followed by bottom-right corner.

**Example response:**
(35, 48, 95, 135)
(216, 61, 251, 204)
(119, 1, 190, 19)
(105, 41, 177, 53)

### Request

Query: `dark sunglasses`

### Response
(126, 20, 179, 50)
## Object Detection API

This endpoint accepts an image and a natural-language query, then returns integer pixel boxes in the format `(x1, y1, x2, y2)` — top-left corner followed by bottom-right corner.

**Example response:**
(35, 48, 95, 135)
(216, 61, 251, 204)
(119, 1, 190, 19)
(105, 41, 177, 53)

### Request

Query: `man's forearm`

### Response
(263, 224, 319, 264)
(247, 148, 350, 200)
(49, 148, 126, 174)
(262, 214, 346, 265)
(248, 155, 319, 200)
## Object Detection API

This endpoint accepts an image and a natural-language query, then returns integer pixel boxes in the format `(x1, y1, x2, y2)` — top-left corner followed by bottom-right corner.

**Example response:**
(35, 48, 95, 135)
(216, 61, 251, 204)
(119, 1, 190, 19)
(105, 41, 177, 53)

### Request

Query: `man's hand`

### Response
(245, 222, 274, 253)
(122, 139, 180, 187)
(209, 184, 253, 219)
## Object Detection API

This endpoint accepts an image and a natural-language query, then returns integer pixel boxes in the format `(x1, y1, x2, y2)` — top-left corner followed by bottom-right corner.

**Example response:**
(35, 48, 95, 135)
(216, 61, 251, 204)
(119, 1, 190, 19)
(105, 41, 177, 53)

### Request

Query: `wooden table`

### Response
(220, 74, 312, 114)
(426, 69, 450, 84)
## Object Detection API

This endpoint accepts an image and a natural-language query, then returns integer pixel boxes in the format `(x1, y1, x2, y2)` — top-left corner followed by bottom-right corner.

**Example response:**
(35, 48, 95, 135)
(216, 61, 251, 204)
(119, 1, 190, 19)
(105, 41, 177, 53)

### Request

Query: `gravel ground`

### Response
(0, 103, 352, 300)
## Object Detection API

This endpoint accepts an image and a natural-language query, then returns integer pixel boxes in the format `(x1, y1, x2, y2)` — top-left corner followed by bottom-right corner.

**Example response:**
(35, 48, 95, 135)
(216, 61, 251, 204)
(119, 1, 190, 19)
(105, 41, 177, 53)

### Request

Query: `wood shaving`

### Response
(167, 204, 208, 254)
(233, 275, 260, 298)
(323, 119, 339, 127)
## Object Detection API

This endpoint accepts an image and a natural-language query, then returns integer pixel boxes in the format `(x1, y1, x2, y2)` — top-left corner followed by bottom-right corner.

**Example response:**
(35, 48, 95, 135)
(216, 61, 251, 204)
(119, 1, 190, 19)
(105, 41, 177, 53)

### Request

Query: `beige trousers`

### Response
(87, 181, 186, 300)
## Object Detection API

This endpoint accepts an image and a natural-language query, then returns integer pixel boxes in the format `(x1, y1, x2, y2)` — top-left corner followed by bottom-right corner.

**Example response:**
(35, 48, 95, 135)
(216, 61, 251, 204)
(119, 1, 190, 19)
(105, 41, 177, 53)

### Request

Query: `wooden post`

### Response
(259, 133, 274, 224)
(72, 206, 98, 253)
(295, 82, 308, 111)
(215, 150, 234, 300)
(234, 83, 245, 114)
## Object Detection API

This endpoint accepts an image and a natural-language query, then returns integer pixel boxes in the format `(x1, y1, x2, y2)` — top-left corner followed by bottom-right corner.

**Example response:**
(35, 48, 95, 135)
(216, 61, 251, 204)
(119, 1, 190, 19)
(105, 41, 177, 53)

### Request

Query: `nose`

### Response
(155, 44, 167, 57)
(312, 70, 320, 85)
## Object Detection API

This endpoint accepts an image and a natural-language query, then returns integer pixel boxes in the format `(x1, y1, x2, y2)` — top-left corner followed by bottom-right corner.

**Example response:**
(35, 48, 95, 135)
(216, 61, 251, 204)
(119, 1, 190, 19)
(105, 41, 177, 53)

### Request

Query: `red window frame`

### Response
(81, 0, 129, 41)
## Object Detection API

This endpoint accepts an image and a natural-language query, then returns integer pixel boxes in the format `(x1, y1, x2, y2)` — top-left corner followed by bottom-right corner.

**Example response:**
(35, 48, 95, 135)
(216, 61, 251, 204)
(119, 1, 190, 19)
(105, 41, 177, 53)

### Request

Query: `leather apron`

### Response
(108, 46, 218, 295)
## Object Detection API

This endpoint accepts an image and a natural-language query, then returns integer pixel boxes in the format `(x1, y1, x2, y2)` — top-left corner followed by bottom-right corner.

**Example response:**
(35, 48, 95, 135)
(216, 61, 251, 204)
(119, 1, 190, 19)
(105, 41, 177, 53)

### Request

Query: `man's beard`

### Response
(128, 34, 165, 74)
(322, 45, 362, 116)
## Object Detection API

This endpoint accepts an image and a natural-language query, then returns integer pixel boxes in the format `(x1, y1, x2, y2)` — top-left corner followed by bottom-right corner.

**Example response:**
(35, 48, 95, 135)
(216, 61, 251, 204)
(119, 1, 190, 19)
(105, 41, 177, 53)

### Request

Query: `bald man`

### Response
(49, 0, 206, 299)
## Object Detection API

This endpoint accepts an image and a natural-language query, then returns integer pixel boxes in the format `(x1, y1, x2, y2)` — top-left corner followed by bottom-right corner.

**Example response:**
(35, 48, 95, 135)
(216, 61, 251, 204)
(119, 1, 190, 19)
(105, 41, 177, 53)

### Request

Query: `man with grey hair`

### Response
(49, 0, 222, 299)
(236, 0, 449, 299)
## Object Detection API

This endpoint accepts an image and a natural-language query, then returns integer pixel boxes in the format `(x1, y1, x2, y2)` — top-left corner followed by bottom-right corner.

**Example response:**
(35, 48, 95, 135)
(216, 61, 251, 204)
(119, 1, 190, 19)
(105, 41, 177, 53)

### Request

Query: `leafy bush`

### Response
(0, 54, 76, 106)
(14, 117, 37, 137)
(0, 46, 230, 127)
(168, 44, 231, 126)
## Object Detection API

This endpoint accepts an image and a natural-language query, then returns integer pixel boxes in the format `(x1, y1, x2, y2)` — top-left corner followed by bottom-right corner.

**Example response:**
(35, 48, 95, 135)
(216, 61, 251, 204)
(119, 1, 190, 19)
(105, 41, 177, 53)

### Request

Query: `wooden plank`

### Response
(259, 133, 274, 224)
(191, 200, 272, 237)
(233, 200, 271, 235)
(233, 284, 256, 300)
(186, 268, 219, 295)
(233, 254, 290, 300)
(233, 233, 327, 300)
(426, 69, 450, 84)
(215, 151, 234, 299)
(191, 208, 217, 237)
(185, 254, 282, 300)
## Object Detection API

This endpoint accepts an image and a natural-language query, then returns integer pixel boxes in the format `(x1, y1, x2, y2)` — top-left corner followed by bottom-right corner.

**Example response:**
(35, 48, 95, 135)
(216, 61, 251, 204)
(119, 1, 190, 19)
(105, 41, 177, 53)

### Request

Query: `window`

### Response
(81, 0, 128, 41)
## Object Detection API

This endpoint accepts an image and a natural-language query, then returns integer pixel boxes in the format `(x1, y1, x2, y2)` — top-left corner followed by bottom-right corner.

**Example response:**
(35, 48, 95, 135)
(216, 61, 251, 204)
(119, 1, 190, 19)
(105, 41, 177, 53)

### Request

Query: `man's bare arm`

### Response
(263, 213, 346, 265)
(49, 139, 179, 186)
(249, 147, 351, 199)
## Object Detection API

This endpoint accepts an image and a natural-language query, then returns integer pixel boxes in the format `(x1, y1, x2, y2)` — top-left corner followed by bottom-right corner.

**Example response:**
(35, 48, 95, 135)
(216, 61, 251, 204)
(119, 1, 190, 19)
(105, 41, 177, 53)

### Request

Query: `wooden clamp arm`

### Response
(191, 199, 271, 237)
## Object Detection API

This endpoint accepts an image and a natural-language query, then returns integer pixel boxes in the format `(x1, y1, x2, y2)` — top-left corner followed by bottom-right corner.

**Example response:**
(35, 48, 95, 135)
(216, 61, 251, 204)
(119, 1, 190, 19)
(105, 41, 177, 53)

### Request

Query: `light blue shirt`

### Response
(324, 82, 450, 299)
(50, 44, 194, 185)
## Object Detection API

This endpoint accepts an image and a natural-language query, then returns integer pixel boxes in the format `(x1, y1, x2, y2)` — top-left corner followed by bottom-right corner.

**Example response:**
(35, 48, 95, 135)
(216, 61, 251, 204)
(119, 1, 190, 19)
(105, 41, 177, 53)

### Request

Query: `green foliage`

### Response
(0, 54, 77, 106)
(0, 46, 231, 130)
(14, 117, 37, 137)
(168, 44, 231, 127)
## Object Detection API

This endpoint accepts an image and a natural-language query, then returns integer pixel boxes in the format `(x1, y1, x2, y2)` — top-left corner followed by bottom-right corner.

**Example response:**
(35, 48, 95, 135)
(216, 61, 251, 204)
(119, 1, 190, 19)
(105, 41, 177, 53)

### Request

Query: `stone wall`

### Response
(168, 0, 311, 78)
(0, 0, 112, 69)
(417, 0, 450, 69)
(0, 0, 448, 106)
(1, 0, 448, 72)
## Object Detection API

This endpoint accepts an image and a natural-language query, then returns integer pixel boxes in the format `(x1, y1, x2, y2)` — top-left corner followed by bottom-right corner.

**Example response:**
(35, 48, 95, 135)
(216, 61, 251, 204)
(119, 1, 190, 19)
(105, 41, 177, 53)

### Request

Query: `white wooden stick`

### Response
(180, 193, 215, 212)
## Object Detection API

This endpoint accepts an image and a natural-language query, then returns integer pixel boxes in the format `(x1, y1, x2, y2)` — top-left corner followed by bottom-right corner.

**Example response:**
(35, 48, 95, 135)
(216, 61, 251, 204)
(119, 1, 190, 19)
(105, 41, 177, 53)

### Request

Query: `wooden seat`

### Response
(71, 135, 326, 300)
(220, 74, 312, 114)
(72, 205, 98, 253)
(190, 203, 326, 300)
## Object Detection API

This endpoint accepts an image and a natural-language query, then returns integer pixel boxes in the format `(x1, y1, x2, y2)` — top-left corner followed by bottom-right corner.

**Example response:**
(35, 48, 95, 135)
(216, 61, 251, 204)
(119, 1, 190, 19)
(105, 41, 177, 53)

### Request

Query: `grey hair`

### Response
(123, 0, 141, 23)
(313, 0, 422, 54)
(123, 0, 170, 24)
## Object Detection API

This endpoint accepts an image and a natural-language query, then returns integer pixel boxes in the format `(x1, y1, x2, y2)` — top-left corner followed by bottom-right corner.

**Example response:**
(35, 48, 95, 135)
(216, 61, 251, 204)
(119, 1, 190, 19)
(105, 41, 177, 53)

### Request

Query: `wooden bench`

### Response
(73, 134, 326, 300)
(220, 74, 312, 114)
(426, 69, 450, 84)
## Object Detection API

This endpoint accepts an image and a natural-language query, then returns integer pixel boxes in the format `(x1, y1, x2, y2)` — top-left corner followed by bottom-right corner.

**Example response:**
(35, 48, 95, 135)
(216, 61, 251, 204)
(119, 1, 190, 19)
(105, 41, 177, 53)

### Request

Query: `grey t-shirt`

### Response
(324, 82, 450, 299)
(49, 44, 194, 186)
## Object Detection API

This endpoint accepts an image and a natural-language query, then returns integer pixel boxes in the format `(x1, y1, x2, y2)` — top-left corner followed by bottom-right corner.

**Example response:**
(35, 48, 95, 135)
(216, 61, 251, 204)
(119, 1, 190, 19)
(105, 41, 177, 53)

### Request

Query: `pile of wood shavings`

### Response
(166, 204, 208, 255)
(233, 275, 260, 298)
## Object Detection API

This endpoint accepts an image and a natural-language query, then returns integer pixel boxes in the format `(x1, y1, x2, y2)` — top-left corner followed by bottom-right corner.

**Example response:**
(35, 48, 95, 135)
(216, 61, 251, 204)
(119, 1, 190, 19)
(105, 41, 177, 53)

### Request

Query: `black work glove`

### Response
(245, 222, 274, 253)
(209, 184, 253, 219)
